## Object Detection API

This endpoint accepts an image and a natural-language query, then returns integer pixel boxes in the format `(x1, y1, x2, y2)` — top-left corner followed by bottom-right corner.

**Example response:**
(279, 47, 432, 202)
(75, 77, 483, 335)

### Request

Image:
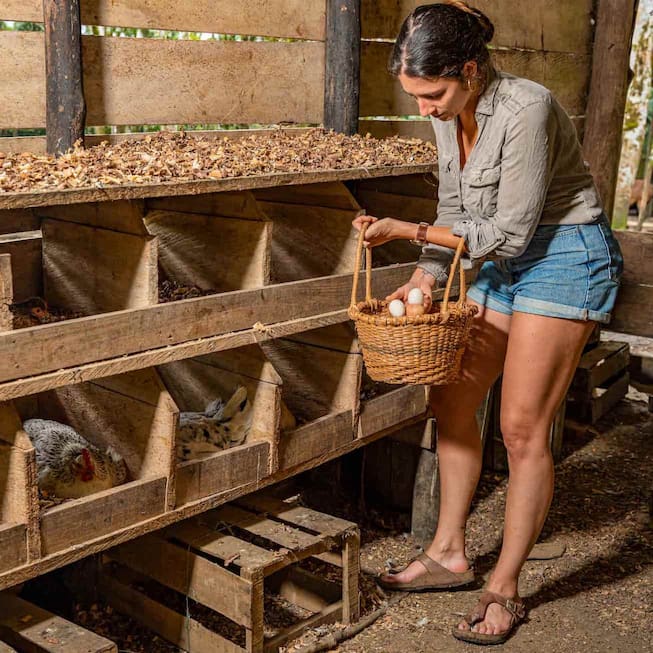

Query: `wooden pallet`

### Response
(567, 341, 630, 423)
(101, 492, 360, 653)
(0, 592, 116, 652)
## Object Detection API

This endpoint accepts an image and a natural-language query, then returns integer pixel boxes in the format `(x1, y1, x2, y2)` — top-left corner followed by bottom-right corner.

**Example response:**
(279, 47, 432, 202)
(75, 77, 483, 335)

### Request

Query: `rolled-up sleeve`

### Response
(416, 153, 464, 285)
(452, 98, 555, 261)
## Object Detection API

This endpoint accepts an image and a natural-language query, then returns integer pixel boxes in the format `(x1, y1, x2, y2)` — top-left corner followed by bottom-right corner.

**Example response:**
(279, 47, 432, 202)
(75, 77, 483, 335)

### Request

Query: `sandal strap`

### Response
(464, 590, 526, 627)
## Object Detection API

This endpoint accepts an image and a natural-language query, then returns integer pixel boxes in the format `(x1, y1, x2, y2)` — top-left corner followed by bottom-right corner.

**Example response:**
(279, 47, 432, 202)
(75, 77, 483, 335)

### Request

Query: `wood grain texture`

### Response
(361, 0, 594, 53)
(361, 41, 591, 117)
(0, 254, 12, 332)
(358, 385, 427, 438)
(0, 31, 324, 129)
(37, 201, 148, 235)
(42, 219, 158, 314)
(2, 0, 326, 40)
(583, 0, 638, 218)
(0, 234, 42, 301)
(614, 230, 653, 286)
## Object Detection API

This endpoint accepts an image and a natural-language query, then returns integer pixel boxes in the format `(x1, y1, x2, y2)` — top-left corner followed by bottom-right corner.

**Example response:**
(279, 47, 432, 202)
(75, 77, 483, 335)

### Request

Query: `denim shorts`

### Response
(466, 215, 624, 323)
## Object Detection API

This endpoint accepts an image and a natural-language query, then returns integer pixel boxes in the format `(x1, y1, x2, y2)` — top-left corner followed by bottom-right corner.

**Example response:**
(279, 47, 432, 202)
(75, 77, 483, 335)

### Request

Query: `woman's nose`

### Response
(417, 99, 433, 117)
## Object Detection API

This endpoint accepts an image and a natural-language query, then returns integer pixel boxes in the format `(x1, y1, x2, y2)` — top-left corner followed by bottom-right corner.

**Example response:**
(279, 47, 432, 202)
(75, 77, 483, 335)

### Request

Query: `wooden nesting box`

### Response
(260, 324, 363, 470)
(0, 404, 38, 572)
(157, 345, 290, 506)
(101, 493, 359, 653)
(11, 368, 176, 556)
(358, 371, 429, 439)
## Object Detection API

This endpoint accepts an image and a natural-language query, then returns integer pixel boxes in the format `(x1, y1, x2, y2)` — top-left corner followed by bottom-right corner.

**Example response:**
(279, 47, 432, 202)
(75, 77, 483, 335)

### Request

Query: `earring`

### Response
(466, 77, 472, 91)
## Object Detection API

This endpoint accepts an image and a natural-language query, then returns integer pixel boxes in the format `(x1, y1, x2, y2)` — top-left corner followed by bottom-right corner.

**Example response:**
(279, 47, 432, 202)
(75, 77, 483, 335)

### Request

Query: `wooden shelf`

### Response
(0, 164, 437, 211)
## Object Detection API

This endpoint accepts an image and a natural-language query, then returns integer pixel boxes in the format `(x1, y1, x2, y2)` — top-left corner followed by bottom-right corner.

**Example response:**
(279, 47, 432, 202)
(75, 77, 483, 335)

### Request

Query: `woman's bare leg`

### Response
(380, 301, 511, 584)
(461, 312, 594, 635)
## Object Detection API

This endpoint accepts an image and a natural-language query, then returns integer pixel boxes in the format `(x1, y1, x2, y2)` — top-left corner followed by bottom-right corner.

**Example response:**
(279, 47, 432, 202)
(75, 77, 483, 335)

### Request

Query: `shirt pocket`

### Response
(466, 164, 501, 217)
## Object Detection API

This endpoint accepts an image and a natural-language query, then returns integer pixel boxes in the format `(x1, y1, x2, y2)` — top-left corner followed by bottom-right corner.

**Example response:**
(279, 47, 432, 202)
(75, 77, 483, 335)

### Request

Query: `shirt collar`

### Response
(475, 68, 501, 116)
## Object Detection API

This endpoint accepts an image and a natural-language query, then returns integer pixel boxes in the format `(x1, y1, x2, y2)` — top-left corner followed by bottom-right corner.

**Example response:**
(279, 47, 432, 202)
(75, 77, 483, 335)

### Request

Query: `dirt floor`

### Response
(19, 389, 652, 653)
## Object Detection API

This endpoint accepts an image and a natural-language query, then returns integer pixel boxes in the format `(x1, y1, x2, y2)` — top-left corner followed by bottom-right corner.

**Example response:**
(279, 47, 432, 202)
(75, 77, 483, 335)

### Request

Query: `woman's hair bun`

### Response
(442, 1, 495, 44)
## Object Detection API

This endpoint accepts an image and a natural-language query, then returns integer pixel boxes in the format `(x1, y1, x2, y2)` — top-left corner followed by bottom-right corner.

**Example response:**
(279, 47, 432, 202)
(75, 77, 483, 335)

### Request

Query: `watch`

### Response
(410, 222, 430, 246)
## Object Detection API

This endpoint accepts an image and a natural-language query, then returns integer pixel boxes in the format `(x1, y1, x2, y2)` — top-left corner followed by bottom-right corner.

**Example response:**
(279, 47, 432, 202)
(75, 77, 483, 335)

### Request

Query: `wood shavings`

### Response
(0, 129, 437, 194)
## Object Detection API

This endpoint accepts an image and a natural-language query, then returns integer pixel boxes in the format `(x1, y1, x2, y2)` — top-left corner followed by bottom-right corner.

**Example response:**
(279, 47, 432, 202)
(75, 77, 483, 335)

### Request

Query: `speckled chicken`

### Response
(177, 386, 252, 461)
(23, 418, 128, 499)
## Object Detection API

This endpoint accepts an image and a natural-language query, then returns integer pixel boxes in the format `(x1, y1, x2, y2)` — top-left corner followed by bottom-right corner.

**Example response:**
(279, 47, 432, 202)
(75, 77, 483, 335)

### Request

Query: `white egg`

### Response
(388, 299, 406, 317)
(407, 288, 424, 305)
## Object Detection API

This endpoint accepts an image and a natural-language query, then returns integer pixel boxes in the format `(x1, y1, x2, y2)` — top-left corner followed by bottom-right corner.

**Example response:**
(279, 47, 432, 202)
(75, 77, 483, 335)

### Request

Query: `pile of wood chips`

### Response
(0, 129, 437, 194)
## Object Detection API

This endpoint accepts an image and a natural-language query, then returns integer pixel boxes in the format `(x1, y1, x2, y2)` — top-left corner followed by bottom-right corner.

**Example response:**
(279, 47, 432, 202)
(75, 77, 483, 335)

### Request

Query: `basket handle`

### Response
(442, 237, 467, 313)
(350, 223, 372, 307)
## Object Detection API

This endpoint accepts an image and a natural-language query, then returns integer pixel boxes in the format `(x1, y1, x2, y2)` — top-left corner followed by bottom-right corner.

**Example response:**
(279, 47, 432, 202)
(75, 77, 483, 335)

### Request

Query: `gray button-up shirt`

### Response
(417, 71, 603, 284)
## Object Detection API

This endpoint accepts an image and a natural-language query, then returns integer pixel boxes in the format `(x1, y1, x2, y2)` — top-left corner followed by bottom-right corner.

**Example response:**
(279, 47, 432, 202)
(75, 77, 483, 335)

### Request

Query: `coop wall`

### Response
(1, 0, 592, 152)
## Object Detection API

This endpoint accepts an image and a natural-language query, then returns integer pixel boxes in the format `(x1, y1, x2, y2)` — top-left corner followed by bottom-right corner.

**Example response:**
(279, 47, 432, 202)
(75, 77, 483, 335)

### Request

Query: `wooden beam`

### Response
(583, 0, 638, 220)
(43, 0, 86, 156)
(324, 0, 361, 135)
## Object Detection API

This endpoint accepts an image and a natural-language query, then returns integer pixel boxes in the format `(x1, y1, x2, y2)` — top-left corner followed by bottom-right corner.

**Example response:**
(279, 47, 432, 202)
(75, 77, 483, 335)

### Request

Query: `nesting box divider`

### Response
(260, 324, 363, 471)
(157, 345, 283, 507)
(0, 254, 13, 332)
(0, 403, 40, 569)
(11, 368, 176, 556)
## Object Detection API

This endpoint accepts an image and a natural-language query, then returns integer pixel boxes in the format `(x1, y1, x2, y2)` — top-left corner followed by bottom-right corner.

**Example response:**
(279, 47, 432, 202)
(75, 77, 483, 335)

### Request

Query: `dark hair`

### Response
(389, 2, 495, 80)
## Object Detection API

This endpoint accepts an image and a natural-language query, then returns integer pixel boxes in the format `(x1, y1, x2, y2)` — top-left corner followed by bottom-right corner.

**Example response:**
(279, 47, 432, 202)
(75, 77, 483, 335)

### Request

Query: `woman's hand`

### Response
(352, 215, 411, 248)
(386, 268, 437, 312)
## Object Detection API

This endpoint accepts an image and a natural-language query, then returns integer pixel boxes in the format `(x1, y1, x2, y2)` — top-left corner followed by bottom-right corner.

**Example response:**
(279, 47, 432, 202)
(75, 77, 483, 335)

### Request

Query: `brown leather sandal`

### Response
(452, 590, 526, 645)
(377, 552, 475, 592)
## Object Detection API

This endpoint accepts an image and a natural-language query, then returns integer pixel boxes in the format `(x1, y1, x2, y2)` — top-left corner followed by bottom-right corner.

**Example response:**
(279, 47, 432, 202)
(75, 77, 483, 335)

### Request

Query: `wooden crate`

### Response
(0, 403, 38, 572)
(157, 345, 286, 506)
(261, 325, 363, 471)
(567, 341, 630, 423)
(0, 592, 116, 652)
(101, 492, 360, 653)
(11, 368, 176, 556)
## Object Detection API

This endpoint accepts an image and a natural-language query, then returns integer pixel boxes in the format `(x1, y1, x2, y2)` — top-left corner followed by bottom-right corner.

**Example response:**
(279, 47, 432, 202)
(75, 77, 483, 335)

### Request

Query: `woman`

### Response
(353, 1, 623, 645)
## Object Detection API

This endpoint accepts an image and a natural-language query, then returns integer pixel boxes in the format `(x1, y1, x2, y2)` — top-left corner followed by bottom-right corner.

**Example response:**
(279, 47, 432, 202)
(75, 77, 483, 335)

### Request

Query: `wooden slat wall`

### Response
(0, 0, 326, 40)
(0, 32, 324, 129)
(361, 0, 594, 53)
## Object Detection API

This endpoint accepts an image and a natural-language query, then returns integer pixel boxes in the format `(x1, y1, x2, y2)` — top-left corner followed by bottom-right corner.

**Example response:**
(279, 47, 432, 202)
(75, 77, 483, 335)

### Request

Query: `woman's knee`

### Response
(500, 410, 551, 460)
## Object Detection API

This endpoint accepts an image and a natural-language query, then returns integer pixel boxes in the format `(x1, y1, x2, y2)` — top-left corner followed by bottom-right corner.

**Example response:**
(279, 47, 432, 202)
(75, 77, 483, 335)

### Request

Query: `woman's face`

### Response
(398, 70, 474, 121)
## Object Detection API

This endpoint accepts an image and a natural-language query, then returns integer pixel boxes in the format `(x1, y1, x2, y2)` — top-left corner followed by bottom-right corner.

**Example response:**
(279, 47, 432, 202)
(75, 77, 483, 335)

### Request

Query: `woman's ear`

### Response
(462, 60, 478, 82)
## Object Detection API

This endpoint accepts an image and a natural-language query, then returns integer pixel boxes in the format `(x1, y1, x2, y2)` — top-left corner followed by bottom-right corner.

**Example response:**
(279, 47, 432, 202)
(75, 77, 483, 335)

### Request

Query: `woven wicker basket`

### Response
(348, 225, 478, 385)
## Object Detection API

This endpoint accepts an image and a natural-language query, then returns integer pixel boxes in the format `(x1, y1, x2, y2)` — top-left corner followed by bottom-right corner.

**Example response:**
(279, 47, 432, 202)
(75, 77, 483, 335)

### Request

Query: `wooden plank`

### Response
(356, 189, 436, 222)
(0, 263, 413, 384)
(610, 283, 653, 338)
(208, 505, 328, 554)
(37, 201, 148, 235)
(254, 182, 361, 211)
(570, 342, 630, 396)
(324, 0, 361, 135)
(359, 385, 427, 438)
(0, 255, 12, 332)
(389, 418, 435, 450)
(0, 641, 17, 652)
(43, 0, 85, 156)
(0, 163, 438, 212)
(42, 219, 158, 314)
(148, 191, 267, 220)
(0, 524, 27, 574)
(342, 530, 360, 623)
(175, 441, 270, 507)
(0, 210, 39, 234)
(566, 371, 630, 423)
(361, 42, 591, 117)
(40, 477, 167, 555)
(99, 570, 245, 653)
(583, 0, 638, 219)
(614, 230, 653, 286)
(109, 533, 254, 626)
(145, 210, 271, 292)
(361, 0, 594, 53)
(0, 593, 116, 653)
(165, 520, 283, 573)
(0, 234, 42, 302)
(236, 494, 355, 537)
(0, 32, 324, 129)
(2, 0, 326, 41)
(280, 410, 354, 470)
(267, 566, 341, 611)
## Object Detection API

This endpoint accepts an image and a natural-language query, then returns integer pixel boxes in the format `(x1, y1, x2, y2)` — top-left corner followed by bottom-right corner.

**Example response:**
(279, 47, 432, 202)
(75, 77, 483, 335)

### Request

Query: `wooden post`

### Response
(43, 0, 86, 156)
(583, 0, 639, 221)
(324, 0, 361, 135)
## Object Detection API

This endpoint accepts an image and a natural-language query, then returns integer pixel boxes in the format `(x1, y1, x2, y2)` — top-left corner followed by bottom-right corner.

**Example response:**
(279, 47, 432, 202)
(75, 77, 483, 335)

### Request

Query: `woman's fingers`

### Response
(385, 283, 411, 302)
(352, 214, 378, 231)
